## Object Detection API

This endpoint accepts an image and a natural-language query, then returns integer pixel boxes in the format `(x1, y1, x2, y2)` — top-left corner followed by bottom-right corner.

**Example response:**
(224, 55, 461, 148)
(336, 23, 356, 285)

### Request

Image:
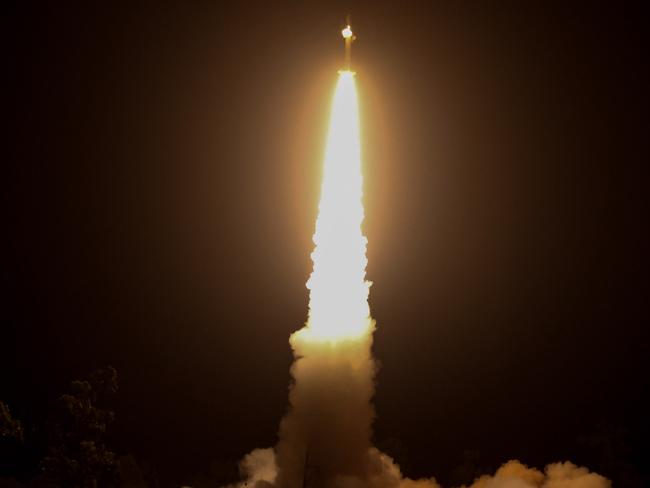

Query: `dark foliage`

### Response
(0, 403, 24, 444)
(40, 366, 120, 488)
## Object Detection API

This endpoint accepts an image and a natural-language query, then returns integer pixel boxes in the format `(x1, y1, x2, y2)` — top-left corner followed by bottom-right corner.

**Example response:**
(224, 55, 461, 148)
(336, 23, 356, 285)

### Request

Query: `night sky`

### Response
(4, 2, 647, 486)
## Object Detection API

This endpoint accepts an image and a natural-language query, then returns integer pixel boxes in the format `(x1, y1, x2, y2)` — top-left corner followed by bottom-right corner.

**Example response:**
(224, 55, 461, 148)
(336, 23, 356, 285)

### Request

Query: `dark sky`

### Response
(3, 1, 647, 486)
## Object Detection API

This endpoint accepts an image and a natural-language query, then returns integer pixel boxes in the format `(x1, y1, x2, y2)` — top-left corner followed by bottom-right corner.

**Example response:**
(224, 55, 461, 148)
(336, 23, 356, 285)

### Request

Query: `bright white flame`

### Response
(298, 71, 372, 342)
(342, 26, 353, 39)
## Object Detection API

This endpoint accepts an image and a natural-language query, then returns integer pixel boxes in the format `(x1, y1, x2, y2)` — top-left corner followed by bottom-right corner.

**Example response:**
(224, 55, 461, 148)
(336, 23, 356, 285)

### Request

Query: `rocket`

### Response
(341, 19, 356, 70)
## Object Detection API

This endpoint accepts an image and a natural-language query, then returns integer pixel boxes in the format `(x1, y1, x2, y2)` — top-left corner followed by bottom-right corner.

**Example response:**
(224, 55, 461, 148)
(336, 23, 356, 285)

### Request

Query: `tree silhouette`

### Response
(0, 402, 24, 444)
(41, 366, 120, 488)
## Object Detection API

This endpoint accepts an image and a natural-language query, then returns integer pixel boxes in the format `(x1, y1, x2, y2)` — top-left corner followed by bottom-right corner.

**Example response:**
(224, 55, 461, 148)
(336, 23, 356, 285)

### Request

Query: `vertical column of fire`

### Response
(275, 26, 376, 488)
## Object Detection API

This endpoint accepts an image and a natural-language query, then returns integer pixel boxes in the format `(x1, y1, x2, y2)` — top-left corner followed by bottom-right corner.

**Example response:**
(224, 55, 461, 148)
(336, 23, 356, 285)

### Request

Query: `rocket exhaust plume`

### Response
(229, 23, 610, 488)
(274, 68, 375, 488)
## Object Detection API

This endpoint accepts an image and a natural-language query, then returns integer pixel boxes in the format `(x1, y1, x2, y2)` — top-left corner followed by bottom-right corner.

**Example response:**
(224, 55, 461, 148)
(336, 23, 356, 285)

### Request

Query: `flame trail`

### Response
(273, 69, 377, 488)
(297, 70, 372, 344)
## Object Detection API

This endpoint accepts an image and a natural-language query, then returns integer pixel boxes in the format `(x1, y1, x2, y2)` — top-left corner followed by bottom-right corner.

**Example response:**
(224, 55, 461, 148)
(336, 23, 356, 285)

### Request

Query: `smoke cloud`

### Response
(235, 451, 610, 488)
(274, 335, 377, 488)
(460, 460, 610, 488)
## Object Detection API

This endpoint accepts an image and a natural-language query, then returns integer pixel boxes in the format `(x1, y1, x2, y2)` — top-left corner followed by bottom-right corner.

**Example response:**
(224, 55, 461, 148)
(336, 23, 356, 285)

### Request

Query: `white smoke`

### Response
(460, 460, 610, 488)
(235, 454, 610, 488)
(239, 449, 277, 486)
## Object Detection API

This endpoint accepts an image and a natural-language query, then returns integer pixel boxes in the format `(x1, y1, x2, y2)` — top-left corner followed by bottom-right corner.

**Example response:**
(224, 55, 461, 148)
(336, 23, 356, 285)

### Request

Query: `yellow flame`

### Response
(297, 71, 372, 343)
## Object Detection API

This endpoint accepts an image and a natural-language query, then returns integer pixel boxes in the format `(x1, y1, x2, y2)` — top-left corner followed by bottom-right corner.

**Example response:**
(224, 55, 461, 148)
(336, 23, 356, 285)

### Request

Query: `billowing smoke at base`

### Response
(274, 338, 376, 488)
(239, 449, 610, 488)
(230, 71, 610, 488)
